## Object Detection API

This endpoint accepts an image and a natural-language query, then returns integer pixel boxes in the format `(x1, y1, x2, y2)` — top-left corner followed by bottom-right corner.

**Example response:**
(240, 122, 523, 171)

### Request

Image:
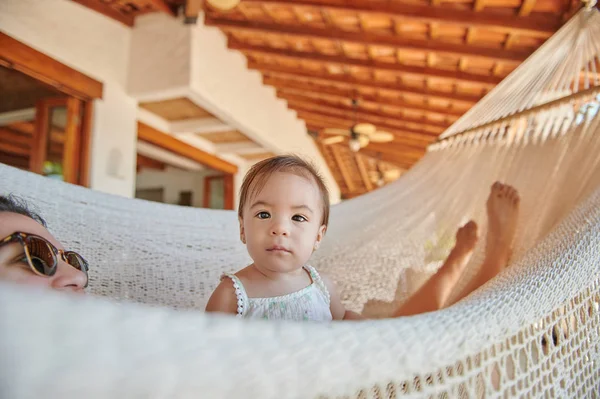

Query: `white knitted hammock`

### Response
(1, 8, 599, 399)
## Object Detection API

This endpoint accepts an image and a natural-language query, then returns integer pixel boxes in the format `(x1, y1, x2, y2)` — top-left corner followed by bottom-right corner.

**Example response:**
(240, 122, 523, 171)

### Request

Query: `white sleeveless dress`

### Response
(222, 265, 332, 322)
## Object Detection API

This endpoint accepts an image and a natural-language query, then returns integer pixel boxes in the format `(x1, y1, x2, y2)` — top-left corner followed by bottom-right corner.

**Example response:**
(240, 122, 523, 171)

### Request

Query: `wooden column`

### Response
(224, 174, 234, 210)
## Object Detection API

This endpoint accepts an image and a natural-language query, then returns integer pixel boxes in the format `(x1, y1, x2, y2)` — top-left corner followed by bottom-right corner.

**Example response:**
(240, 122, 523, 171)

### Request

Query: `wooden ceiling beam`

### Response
(289, 100, 449, 131)
(352, 147, 416, 169)
(354, 154, 374, 192)
(300, 114, 437, 146)
(137, 122, 238, 175)
(518, 0, 538, 17)
(252, 63, 482, 104)
(287, 99, 450, 136)
(300, 116, 438, 149)
(0, 33, 104, 100)
(309, 131, 418, 170)
(212, 19, 530, 64)
(473, 0, 486, 12)
(71, 0, 134, 27)
(314, 145, 425, 167)
(148, 0, 177, 17)
(265, 77, 466, 117)
(278, 90, 459, 123)
(314, 147, 424, 169)
(314, 140, 346, 189)
(342, 191, 369, 200)
(363, 141, 426, 158)
(137, 153, 167, 171)
(330, 145, 356, 193)
(236, 0, 559, 37)
(316, 132, 427, 158)
(232, 41, 502, 86)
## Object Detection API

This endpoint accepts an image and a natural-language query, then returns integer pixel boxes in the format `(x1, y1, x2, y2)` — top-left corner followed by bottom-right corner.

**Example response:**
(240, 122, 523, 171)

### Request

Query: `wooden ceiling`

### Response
(139, 97, 216, 120)
(139, 96, 277, 164)
(71, 0, 589, 199)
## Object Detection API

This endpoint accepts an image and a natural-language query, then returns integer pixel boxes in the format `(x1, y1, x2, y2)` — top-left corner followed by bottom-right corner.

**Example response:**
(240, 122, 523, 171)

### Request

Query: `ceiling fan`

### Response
(368, 168, 402, 187)
(320, 99, 394, 152)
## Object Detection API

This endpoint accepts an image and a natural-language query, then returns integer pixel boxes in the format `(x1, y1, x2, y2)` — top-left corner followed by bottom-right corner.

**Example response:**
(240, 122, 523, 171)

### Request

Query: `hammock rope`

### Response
(0, 7, 599, 399)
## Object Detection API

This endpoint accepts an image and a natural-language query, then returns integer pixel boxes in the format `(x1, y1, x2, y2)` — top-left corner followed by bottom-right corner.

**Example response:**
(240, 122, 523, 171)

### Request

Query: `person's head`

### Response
(0, 195, 88, 292)
(237, 155, 330, 274)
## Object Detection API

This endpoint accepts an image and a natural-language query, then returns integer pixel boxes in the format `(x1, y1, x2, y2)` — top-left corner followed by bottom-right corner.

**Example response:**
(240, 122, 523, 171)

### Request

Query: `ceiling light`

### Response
(349, 138, 361, 152)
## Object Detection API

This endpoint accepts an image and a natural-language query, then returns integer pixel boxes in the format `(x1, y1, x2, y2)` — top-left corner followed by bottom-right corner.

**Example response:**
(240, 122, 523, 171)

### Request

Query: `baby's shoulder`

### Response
(308, 267, 335, 290)
(206, 277, 239, 313)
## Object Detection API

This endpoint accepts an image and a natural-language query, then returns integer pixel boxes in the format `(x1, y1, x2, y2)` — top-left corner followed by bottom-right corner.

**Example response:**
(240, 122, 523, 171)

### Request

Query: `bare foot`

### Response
(453, 220, 479, 258)
(393, 221, 479, 315)
(485, 182, 520, 273)
(444, 220, 479, 276)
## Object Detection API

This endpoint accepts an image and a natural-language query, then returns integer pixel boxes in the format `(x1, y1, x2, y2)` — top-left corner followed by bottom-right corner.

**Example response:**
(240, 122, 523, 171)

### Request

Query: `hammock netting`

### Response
(1, 7, 599, 399)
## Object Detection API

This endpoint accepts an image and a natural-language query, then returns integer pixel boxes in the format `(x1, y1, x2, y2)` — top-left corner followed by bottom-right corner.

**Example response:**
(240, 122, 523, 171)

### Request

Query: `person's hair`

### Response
(0, 195, 47, 227)
(238, 155, 330, 227)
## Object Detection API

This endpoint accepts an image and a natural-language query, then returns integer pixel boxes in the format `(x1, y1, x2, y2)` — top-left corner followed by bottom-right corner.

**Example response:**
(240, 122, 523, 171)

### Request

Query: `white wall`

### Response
(128, 13, 341, 204)
(188, 18, 341, 204)
(136, 167, 221, 208)
(0, 0, 138, 197)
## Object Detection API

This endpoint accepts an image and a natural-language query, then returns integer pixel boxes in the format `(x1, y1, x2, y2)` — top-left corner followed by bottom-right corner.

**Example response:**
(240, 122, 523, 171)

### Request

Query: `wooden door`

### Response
(31, 97, 85, 184)
(203, 174, 234, 210)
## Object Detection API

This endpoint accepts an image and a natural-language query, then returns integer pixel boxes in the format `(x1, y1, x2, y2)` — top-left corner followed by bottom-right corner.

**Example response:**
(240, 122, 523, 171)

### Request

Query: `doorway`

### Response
(0, 33, 102, 186)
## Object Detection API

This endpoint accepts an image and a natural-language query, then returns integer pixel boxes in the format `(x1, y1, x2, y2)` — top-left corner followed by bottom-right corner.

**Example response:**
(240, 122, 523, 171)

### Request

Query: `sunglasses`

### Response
(0, 232, 89, 287)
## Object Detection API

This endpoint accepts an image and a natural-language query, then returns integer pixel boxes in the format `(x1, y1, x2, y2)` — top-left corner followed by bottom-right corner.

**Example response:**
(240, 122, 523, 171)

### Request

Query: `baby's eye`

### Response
(256, 211, 271, 219)
(292, 215, 307, 222)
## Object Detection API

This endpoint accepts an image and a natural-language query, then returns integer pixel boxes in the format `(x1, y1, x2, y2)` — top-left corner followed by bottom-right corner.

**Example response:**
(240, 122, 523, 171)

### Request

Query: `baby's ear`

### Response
(238, 216, 246, 244)
(316, 224, 327, 242)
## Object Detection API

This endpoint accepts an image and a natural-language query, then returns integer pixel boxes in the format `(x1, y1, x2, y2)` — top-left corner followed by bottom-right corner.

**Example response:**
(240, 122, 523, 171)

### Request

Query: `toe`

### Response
(465, 220, 477, 232)
(492, 181, 502, 193)
(513, 192, 520, 205)
(498, 184, 507, 197)
(505, 186, 514, 199)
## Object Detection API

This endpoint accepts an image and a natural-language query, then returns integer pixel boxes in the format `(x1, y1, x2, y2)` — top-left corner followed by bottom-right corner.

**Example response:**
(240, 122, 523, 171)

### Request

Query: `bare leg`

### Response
(393, 221, 479, 317)
(451, 182, 520, 305)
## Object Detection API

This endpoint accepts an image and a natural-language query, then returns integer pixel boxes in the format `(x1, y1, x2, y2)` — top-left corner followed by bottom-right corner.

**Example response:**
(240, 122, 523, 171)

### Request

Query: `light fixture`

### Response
(349, 138, 361, 152)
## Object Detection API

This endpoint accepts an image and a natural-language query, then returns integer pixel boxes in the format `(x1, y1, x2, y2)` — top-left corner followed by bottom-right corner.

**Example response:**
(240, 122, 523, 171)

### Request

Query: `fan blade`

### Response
(322, 128, 350, 136)
(383, 169, 402, 181)
(353, 123, 376, 136)
(369, 131, 395, 143)
(322, 136, 345, 145)
(358, 135, 370, 148)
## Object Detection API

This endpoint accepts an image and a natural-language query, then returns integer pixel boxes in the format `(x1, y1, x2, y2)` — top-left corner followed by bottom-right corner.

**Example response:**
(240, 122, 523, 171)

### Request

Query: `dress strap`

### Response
(304, 265, 330, 305)
(221, 274, 249, 317)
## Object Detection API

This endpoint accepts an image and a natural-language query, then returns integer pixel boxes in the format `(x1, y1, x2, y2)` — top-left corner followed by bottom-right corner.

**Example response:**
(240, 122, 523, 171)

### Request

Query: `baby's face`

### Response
(240, 171, 326, 274)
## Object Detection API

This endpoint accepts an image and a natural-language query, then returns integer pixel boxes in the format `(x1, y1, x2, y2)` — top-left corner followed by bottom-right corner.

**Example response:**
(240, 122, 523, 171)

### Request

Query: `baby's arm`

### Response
(321, 274, 364, 320)
(205, 280, 239, 314)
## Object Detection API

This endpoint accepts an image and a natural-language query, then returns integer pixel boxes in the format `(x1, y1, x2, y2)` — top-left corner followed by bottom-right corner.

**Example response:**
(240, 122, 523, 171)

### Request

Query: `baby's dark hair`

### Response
(0, 195, 47, 227)
(238, 155, 330, 227)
